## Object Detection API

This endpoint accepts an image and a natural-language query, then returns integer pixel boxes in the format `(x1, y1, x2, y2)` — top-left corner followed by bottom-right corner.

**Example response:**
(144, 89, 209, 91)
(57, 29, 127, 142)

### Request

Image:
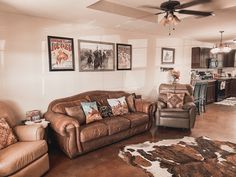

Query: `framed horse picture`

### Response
(47, 36, 75, 71)
(78, 39, 115, 72)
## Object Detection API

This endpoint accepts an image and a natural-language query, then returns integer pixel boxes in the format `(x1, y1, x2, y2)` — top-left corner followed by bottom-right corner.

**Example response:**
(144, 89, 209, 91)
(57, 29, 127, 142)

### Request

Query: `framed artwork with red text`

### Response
(47, 36, 75, 71)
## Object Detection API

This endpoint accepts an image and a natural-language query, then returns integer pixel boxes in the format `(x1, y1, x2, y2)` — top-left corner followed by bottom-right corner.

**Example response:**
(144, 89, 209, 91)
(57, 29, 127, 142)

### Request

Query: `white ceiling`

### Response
(1, 0, 236, 43)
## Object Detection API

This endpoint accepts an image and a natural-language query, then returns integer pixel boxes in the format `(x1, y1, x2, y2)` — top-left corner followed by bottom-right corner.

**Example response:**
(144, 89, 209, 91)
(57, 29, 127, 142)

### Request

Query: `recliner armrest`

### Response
(14, 125, 45, 141)
(157, 100, 167, 109)
(44, 112, 80, 136)
(182, 102, 196, 110)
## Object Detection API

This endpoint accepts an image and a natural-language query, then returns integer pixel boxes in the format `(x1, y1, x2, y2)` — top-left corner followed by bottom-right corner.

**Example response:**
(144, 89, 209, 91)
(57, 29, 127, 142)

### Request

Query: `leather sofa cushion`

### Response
(101, 117, 130, 135)
(122, 112, 149, 128)
(0, 140, 47, 176)
(160, 108, 189, 118)
(65, 105, 86, 124)
(80, 122, 108, 142)
(52, 99, 88, 114)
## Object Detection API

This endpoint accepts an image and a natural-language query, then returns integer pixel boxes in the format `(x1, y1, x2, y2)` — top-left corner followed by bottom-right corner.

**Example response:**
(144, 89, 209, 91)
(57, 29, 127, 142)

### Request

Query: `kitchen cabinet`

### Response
(223, 50, 235, 67)
(206, 81, 216, 104)
(230, 79, 236, 97)
(191, 47, 212, 68)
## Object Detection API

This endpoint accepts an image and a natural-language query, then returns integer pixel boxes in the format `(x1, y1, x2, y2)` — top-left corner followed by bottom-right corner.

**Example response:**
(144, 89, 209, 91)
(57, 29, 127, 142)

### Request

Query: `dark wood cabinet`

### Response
(192, 47, 212, 68)
(207, 81, 216, 104)
(223, 50, 235, 67)
(230, 79, 236, 97)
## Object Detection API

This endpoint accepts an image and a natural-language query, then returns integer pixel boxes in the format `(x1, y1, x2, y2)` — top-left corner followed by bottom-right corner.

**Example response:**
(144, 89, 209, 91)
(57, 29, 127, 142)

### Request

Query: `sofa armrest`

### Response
(157, 100, 167, 109)
(14, 125, 45, 141)
(135, 99, 155, 113)
(182, 102, 196, 110)
(44, 112, 80, 137)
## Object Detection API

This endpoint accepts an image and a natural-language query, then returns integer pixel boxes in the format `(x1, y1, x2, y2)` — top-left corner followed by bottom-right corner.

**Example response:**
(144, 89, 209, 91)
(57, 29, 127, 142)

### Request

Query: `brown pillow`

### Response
(126, 94, 136, 112)
(65, 106, 86, 124)
(0, 118, 18, 150)
(166, 93, 185, 108)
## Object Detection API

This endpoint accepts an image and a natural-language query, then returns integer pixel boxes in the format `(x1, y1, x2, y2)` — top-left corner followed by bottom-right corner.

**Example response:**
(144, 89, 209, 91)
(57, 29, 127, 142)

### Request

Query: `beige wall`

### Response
(0, 11, 211, 119)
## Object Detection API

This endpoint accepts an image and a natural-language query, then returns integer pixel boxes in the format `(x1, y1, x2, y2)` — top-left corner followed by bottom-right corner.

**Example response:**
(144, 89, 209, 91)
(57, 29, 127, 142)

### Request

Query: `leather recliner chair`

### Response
(156, 84, 197, 129)
(0, 101, 49, 177)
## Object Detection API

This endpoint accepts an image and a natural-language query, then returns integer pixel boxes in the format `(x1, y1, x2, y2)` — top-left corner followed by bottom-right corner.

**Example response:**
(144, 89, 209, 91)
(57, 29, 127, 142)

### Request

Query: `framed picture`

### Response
(47, 36, 75, 71)
(161, 47, 175, 64)
(116, 43, 132, 70)
(78, 39, 115, 71)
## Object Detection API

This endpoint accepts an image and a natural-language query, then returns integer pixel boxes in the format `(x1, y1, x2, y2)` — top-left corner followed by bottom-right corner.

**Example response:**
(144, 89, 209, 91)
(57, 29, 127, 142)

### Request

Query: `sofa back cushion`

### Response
(65, 106, 86, 124)
(0, 118, 18, 150)
(52, 99, 88, 114)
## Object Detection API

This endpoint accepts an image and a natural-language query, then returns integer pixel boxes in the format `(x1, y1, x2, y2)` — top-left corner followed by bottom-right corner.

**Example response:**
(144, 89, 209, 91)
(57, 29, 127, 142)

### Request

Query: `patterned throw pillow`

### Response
(166, 93, 185, 108)
(107, 96, 129, 116)
(81, 102, 103, 124)
(0, 118, 18, 150)
(98, 105, 113, 118)
(65, 106, 86, 124)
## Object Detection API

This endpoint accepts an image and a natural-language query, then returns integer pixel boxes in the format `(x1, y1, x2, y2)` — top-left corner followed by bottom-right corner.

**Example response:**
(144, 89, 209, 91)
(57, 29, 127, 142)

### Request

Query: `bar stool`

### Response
(199, 82, 208, 113)
(193, 82, 201, 115)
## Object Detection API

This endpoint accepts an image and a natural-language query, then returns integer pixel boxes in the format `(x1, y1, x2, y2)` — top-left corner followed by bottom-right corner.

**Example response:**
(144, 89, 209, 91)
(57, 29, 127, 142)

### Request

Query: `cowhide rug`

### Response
(214, 97, 236, 106)
(119, 136, 236, 177)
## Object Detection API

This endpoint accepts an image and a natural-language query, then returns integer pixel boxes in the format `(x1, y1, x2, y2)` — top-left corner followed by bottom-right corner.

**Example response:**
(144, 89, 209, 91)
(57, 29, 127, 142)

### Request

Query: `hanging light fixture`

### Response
(211, 31, 231, 54)
(159, 11, 181, 26)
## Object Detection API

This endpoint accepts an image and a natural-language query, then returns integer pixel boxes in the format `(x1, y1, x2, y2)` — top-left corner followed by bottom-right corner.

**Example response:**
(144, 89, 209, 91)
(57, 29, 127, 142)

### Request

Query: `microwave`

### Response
(208, 58, 218, 68)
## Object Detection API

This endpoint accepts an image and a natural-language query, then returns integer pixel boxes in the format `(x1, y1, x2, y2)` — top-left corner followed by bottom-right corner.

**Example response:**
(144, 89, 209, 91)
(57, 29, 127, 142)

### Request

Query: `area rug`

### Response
(119, 136, 236, 177)
(214, 97, 236, 106)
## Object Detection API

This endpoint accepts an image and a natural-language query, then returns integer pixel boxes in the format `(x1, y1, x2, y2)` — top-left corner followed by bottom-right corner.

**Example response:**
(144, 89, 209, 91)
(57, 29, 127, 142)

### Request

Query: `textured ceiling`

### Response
(0, 0, 236, 42)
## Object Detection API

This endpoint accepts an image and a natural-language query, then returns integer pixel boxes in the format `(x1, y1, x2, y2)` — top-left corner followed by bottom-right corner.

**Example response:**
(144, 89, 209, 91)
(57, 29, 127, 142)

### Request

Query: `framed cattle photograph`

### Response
(116, 43, 132, 70)
(47, 36, 75, 71)
(78, 39, 115, 72)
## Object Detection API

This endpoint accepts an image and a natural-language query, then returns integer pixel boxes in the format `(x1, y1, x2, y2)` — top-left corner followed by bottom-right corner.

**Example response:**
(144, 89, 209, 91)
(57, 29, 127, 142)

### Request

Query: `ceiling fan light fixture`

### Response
(159, 14, 168, 26)
(172, 14, 181, 25)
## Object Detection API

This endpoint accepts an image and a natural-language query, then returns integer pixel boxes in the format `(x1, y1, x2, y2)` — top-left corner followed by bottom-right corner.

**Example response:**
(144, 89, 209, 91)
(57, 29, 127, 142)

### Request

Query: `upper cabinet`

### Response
(222, 49, 235, 67)
(191, 47, 212, 68)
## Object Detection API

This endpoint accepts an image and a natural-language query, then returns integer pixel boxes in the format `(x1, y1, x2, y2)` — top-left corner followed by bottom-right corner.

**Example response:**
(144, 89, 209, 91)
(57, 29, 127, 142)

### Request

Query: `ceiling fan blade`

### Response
(178, 10, 213, 16)
(140, 5, 162, 10)
(176, 0, 212, 9)
(154, 12, 166, 16)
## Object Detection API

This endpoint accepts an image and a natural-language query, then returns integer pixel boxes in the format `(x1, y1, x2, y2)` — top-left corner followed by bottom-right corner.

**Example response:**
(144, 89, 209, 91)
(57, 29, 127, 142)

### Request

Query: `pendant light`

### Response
(211, 31, 231, 54)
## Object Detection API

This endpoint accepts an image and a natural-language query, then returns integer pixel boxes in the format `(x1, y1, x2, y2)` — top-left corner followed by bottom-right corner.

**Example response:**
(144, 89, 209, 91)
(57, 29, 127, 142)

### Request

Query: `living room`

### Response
(1, 0, 236, 177)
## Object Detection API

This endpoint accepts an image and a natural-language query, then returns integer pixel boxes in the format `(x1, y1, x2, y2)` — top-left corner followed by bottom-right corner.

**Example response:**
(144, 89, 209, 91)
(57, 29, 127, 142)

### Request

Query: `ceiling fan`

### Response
(142, 0, 214, 26)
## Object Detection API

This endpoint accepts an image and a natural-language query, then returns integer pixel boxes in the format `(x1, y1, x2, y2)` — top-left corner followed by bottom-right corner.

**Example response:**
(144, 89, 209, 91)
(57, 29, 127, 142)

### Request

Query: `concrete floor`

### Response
(44, 104, 236, 177)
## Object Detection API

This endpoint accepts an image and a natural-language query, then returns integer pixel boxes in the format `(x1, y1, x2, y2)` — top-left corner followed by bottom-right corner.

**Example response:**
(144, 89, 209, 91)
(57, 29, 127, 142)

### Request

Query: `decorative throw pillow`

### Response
(107, 96, 129, 116)
(65, 106, 86, 124)
(81, 102, 103, 124)
(0, 118, 18, 150)
(98, 105, 113, 118)
(166, 93, 185, 108)
(126, 94, 136, 112)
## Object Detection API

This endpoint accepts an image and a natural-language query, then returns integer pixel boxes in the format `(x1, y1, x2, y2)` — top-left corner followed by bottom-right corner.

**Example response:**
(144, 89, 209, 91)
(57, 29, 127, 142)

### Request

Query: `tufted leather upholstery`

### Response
(0, 101, 49, 177)
(45, 90, 156, 159)
(156, 84, 197, 129)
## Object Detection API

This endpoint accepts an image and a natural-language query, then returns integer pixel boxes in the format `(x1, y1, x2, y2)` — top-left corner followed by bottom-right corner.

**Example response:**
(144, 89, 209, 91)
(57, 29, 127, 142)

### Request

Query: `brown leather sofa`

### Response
(44, 90, 156, 159)
(0, 101, 49, 177)
(156, 84, 196, 129)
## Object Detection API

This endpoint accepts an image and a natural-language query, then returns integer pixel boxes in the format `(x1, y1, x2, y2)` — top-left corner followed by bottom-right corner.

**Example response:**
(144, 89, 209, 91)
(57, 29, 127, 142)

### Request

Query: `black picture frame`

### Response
(116, 43, 132, 70)
(78, 39, 115, 72)
(47, 36, 75, 71)
(161, 47, 175, 64)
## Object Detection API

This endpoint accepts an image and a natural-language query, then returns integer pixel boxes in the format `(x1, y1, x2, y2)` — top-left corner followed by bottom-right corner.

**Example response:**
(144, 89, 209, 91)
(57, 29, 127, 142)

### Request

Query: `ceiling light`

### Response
(160, 12, 181, 26)
(210, 31, 231, 54)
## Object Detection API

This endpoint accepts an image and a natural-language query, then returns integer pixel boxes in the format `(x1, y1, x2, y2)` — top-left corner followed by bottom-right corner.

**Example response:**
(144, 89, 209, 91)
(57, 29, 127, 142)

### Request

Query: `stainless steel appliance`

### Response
(208, 58, 218, 68)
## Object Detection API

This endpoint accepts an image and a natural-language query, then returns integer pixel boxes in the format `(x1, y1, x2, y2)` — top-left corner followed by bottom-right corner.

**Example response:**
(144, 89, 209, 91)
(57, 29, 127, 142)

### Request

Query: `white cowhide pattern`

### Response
(119, 136, 236, 177)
